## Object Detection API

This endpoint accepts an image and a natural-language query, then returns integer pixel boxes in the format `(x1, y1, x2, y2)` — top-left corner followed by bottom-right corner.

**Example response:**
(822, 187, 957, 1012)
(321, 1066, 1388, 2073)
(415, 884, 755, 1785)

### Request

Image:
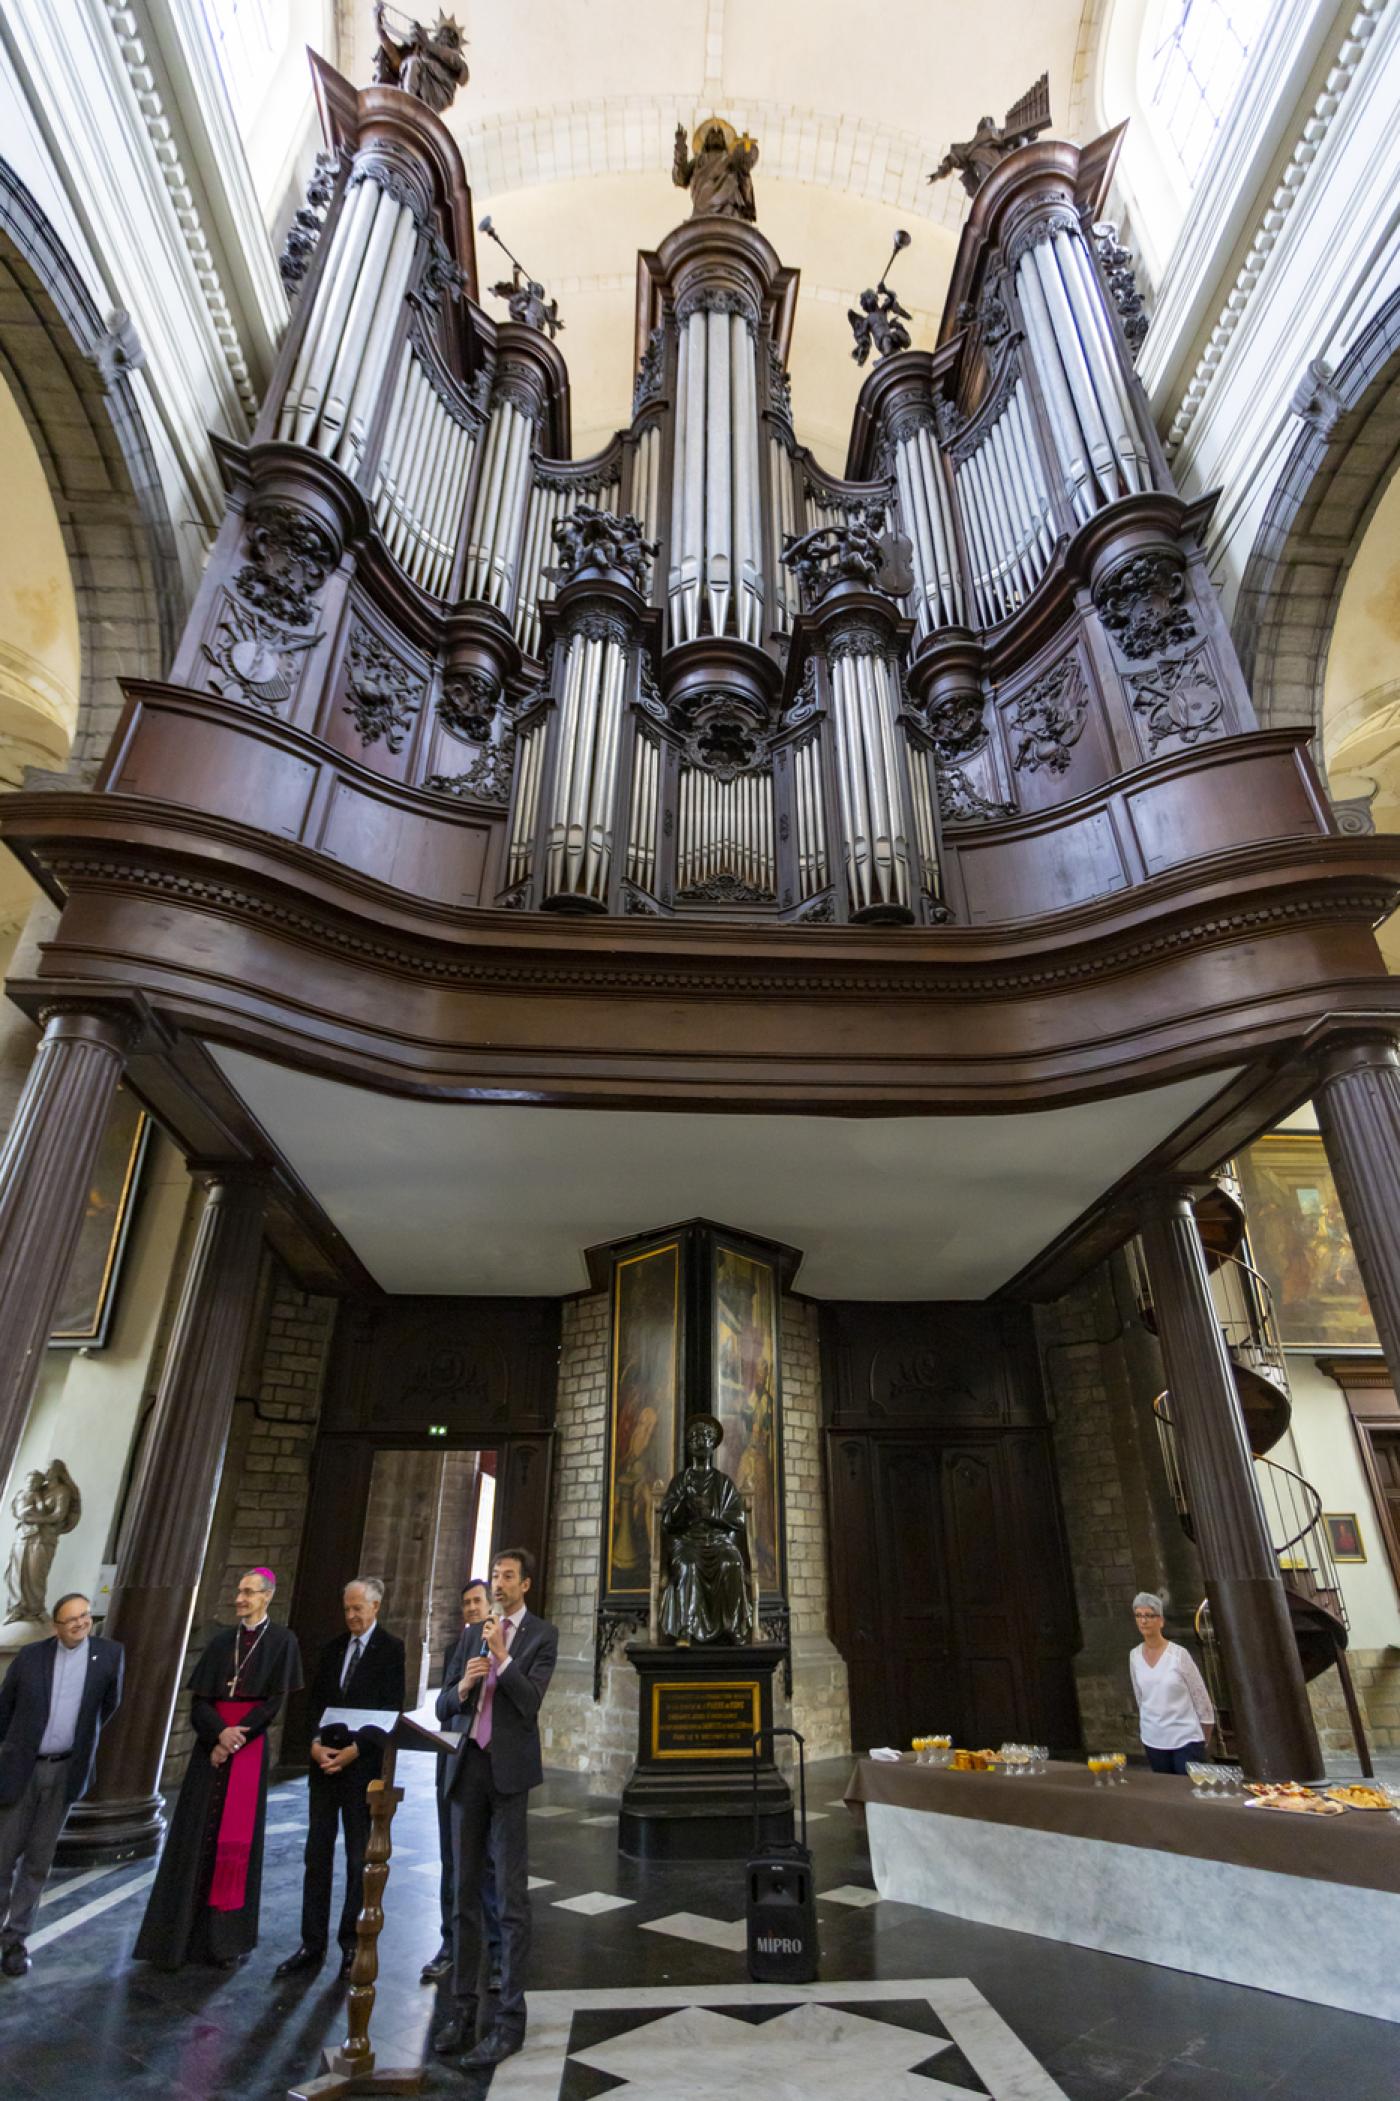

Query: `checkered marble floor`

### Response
(2, 1755, 1397, 2099)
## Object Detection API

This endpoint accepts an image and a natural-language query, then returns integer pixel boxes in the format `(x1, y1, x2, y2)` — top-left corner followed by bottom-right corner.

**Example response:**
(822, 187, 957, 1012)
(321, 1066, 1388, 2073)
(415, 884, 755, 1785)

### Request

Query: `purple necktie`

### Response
(472, 1620, 512, 1748)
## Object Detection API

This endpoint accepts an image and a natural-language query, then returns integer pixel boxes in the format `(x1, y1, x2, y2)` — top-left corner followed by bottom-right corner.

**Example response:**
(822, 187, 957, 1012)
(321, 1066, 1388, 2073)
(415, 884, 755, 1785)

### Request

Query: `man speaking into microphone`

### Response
(432, 1547, 557, 2071)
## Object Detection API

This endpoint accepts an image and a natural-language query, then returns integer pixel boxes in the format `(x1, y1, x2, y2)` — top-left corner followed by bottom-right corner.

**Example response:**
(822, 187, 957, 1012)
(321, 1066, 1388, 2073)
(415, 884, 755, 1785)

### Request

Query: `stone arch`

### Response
(1232, 288, 1400, 777)
(0, 158, 182, 780)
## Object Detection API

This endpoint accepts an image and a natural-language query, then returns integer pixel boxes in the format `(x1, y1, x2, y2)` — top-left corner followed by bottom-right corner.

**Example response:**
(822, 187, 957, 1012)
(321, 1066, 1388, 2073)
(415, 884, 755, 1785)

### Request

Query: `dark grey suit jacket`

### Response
(0, 1633, 124, 1807)
(436, 1608, 558, 1795)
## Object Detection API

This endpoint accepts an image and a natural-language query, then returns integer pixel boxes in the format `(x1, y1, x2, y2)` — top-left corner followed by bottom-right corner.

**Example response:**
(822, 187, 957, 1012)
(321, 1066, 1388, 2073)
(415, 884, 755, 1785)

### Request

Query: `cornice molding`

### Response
(27, 844, 1398, 1007)
(100, 0, 269, 425)
(1159, 0, 1386, 464)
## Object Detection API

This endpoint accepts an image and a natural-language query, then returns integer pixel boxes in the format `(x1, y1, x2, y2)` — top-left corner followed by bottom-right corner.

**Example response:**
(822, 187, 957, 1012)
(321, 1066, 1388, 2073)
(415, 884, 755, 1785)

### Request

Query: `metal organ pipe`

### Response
(627, 730, 659, 893)
(829, 649, 910, 913)
(768, 438, 800, 631)
(336, 205, 420, 470)
(317, 191, 418, 467)
(675, 765, 775, 895)
(508, 721, 545, 888)
(704, 308, 732, 637)
(282, 175, 378, 445)
(908, 740, 940, 898)
(1028, 238, 1121, 507)
(1014, 255, 1094, 523)
(543, 634, 627, 902)
(667, 309, 766, 646)
(1058, 230, 1150, 491)
(732, 314, 764, 643)
(632, 424, 661, 545)
(464, 397, 536, 611)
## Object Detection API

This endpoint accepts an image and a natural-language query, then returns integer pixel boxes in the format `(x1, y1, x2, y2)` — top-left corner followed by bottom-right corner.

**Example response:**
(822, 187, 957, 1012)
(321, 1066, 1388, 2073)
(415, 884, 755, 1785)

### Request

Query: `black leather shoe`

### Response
(420, 1943, 453, 1983)
(337, 1949, 356, 1980)
(1, 1941, 31, 1978)
(460, 2025, 524, 2068)
(274, 1945, 325, 1978)
(432, 2005, 478, 2055)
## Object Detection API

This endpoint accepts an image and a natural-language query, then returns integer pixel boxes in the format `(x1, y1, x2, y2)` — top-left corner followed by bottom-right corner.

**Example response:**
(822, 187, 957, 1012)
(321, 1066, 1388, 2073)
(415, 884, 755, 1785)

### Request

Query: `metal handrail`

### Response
(1209, 1253, 1287, 1377)
(1153, 1394, 1348, 1631)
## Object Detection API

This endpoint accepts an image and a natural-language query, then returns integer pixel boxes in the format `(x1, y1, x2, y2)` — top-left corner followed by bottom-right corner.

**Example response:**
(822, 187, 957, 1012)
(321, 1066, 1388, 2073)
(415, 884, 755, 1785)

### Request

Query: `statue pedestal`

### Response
(618, 1641, 792, 1860)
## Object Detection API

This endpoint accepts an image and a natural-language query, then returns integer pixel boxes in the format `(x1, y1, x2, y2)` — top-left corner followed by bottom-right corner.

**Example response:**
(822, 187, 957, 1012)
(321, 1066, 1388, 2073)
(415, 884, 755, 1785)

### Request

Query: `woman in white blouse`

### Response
(1128, 1592, 1215, 1774)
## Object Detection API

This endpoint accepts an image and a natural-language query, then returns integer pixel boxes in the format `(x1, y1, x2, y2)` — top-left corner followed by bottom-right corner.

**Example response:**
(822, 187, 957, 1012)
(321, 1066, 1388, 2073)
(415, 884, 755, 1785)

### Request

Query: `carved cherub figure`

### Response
(372, 4, 469, 115)
(849, 281, 912, 366)
(489, 263, 564, 339)
(928, 75, 1051, 198)
(673, 118, 759, 222)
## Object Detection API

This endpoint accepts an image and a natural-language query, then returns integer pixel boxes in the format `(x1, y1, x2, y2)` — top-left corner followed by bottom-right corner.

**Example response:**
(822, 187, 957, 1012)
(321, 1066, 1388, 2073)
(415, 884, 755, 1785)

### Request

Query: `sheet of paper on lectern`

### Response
(317, 1706, 402, 1734)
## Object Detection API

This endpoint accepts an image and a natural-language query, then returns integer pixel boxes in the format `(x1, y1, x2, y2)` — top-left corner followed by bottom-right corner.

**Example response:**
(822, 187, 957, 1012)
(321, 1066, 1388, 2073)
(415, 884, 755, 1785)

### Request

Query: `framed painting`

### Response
(1324, 1513, 1366, 1564)
(50, 1086, 152, 1348)
(604, 1239, 682, 1601)
(1237, 1133, 1378, 1352)
(713, 1241, 783, 1595)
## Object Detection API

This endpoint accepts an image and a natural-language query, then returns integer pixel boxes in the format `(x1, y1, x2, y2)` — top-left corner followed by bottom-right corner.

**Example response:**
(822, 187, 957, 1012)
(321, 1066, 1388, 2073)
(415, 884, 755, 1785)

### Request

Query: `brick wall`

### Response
(539, 1293, 628, 1778)
(162, 1264, 338, 1787)
(777, 1295, 850, 1760)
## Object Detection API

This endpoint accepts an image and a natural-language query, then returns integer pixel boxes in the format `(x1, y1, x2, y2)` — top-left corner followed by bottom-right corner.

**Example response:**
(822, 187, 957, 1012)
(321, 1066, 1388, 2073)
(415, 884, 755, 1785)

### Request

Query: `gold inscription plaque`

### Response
(651, 1680, 761, 1760)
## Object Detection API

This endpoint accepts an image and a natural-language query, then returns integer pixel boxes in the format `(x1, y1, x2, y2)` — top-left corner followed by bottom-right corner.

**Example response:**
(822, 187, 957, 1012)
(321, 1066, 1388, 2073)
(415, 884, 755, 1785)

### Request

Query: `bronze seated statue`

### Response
(657, 1414, 753, 1645)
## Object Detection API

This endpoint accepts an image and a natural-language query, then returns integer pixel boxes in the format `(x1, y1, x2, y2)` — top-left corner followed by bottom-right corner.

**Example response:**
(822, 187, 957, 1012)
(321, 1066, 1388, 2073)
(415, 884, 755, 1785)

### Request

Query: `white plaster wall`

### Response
(1275, 1353, 1400, 1648)
(0, 0, 291, 586)
(1144, 0, 1399, 614)
(0, 1130, 190, 1655)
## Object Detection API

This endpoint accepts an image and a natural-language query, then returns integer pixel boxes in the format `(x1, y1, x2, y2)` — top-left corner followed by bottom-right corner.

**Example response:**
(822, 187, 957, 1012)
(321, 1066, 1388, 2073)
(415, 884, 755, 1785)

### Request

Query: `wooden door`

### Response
(828, 1428, 1081, 1752)
(940, 1443, 1023, 1746)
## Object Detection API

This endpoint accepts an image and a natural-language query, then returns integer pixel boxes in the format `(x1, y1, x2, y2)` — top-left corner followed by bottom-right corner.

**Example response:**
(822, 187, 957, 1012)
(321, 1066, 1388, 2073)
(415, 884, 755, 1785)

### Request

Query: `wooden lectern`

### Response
(287, 1709, 455, 2100)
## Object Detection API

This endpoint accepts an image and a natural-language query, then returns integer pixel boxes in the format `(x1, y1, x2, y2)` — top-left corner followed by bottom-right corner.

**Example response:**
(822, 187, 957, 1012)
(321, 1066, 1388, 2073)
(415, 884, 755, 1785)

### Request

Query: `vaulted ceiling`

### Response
(344, 1, 1091, 461)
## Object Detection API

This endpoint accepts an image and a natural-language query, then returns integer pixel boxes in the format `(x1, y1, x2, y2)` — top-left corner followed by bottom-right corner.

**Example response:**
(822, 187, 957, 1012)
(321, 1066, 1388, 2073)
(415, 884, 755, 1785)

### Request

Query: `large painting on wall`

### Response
(50, 1086, 151, 1348)
(714, 1243, 782, 1594)
(605, 1241, 682, 1599)
(1238, 1133, 1379, 1351)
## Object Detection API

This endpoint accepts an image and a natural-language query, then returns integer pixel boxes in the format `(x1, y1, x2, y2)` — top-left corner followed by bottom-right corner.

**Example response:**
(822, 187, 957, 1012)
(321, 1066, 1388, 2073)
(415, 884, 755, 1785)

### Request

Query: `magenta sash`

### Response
(208, 1700, 263, 1912)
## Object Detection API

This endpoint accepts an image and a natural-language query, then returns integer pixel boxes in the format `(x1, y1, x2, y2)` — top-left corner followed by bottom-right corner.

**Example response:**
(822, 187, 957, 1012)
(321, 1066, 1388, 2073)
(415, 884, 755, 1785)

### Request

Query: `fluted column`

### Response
(1314, 1033, 1400, 1384)
(0, 1006, 135, 1501)
(66, 1171, 267, 1858)
(1139, 1184, 1322, 1782)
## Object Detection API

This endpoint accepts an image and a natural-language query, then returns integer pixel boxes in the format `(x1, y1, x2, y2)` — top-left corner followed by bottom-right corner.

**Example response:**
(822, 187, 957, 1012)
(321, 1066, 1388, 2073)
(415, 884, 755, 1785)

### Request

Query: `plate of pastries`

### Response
(1244, 1782, 1345, 1815)
(1322, 1782, 1391, 1811)
(950, 1748, 999, 1771)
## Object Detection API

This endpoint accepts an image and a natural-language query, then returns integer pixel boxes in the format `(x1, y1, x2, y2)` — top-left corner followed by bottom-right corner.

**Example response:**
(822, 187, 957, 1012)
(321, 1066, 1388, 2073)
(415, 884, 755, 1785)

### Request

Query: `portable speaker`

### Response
(746, 1725, 819, 1984)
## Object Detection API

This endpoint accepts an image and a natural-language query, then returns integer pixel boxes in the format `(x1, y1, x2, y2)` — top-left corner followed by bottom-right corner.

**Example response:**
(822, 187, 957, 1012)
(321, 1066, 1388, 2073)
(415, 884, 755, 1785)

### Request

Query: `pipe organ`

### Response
(163, 57, 1257, 932)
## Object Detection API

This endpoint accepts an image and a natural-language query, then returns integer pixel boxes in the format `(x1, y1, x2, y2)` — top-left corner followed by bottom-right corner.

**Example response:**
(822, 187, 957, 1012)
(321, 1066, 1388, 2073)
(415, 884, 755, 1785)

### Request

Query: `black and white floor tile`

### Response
(1, 1755, 1396, 2099)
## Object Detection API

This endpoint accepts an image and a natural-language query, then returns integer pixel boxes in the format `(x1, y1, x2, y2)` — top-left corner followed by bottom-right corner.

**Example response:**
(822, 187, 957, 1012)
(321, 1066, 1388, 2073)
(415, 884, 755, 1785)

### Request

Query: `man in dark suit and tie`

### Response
(0, 1593, 124, 1976)
(420, 1575, 499, 1985)
(432, 1546, 558, 2069)
(275, 1577, 406, 1979)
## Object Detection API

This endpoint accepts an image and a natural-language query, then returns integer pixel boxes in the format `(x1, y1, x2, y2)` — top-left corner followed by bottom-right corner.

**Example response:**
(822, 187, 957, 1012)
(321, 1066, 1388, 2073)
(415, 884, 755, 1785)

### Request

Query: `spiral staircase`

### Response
(1130, 1174, 1372, 1773)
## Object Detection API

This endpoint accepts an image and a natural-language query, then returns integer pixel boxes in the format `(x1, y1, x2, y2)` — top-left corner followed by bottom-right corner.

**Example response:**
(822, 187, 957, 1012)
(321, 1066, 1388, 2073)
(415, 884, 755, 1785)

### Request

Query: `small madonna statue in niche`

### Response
(657, 1414, 753, 1645)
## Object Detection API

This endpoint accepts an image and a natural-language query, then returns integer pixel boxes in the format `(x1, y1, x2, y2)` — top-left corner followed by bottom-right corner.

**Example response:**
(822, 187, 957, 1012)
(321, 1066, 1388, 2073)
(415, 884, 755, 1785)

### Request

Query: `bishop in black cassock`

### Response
(135, 1569, 301, 1970)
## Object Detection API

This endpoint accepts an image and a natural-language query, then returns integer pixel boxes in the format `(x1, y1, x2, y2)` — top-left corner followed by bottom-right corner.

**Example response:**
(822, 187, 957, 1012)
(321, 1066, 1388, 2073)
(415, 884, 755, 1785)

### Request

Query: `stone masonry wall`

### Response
(1308, 1649, 1400, 1759)
(539, 1294, 621, 1776)
(162, 1264, 338, 1787)
(1037, 1256, 1203, 1756)
(776, 1295, 850, 1761)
